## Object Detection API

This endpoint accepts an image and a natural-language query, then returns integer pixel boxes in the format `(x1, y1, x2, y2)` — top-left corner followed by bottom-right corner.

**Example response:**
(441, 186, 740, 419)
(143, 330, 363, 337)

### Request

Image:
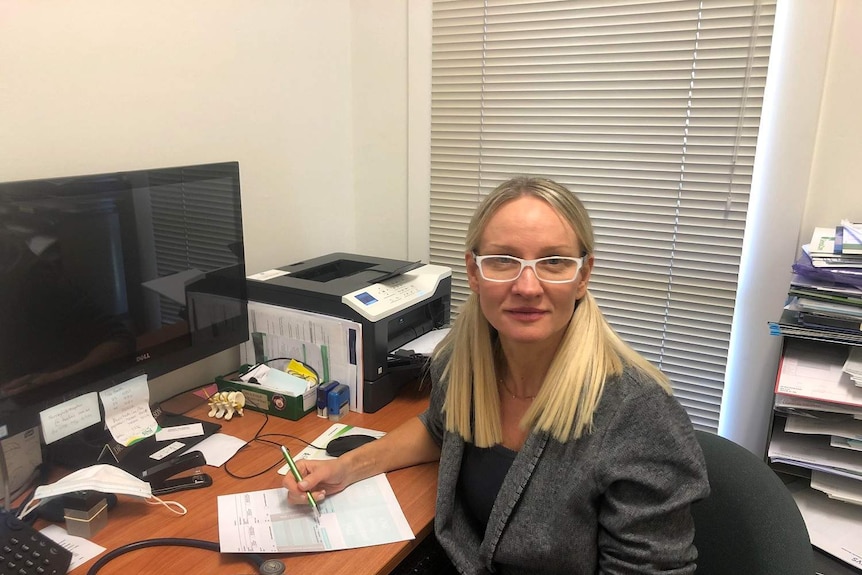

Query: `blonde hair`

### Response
(433, 176, 670, 446)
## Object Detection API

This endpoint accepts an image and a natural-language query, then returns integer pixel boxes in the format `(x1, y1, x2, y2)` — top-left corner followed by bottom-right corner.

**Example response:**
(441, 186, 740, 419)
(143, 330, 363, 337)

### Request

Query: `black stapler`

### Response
(140, 450, 213, 495)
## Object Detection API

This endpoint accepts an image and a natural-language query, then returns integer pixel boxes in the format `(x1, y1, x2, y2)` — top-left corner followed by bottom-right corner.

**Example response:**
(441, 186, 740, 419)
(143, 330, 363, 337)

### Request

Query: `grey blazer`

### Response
(419, 367, 709, 575)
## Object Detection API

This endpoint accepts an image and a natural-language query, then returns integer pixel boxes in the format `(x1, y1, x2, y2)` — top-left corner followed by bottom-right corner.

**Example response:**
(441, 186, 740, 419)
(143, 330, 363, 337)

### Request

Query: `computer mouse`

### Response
(326, 434, 378, 457)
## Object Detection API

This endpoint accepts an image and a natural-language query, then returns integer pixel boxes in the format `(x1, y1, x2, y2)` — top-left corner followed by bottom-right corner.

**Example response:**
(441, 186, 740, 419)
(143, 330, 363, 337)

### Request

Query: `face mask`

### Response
(34, 465, 152, 500)
(19, 464, 186, 519)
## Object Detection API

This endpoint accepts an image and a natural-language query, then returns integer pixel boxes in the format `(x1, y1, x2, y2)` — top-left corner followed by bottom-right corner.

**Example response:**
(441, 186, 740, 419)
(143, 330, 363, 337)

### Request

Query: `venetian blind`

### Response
(429, 0, 776, 431)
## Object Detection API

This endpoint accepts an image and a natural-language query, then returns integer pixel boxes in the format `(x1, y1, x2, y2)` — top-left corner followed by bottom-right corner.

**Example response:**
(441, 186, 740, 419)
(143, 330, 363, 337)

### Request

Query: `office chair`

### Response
(691, 430, 814, 575)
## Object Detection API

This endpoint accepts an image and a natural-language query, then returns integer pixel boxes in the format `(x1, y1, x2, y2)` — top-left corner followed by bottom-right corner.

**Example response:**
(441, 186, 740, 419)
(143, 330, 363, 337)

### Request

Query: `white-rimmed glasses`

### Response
(471, 252, 584, 283)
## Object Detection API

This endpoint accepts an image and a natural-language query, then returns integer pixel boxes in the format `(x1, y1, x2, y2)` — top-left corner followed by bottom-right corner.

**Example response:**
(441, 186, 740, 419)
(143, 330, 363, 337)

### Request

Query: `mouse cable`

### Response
(85, 537, 287, 575)
(223, 434, 326, 480)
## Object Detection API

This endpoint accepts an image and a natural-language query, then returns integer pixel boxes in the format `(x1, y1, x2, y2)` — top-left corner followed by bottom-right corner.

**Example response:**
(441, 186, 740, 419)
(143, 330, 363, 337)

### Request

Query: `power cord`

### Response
(221, 410, 327, 480)
(85, 537, 287, 575)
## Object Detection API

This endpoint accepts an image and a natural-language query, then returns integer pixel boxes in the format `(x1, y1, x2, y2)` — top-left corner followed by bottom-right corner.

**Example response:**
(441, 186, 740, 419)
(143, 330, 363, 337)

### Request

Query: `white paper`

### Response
(185, 433, 247, 467)
(39, 524, 106, 571)
(217, 475, 413, 553)
(99, 375, 160, 446)
(768, 425, 862, 479)
(396, 327, 450, 356)
(808, 227, 838, 256)
(0, 427, 42, 495)
(149, 441, 186, 461)
(793, 486, 862, 569)
(247, 269, 290, 281)
(846, 347, 862, 378)
(155, 423, 204, 442)
(241, 364, 309, 396)
(775, 340, 862, 407)
(38, 392, 102, 445)
(784, 413, 862, 440)
(810, 470, 862, 505)
(278, 423, 385, 475)
(241, 301, 364, 412)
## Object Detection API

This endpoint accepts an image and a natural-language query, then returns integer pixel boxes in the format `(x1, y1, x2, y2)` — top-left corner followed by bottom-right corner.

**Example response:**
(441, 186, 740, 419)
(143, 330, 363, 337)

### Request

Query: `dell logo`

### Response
(136, 353, 151, 362)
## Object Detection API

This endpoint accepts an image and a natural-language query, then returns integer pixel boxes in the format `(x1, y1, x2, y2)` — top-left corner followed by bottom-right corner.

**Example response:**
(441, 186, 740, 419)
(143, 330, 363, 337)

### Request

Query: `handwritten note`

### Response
(99, 375, 159, 446)
(39, 392, 101, 444)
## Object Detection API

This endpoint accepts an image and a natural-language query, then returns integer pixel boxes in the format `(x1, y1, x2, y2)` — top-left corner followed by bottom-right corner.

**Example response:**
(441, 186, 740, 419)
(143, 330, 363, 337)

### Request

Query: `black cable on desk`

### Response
(85, 537, 286, 575)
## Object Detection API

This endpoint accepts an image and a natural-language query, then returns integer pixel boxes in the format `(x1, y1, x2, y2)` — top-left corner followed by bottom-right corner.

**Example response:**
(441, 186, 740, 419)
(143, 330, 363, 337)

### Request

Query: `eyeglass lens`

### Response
(479, 256, 580, 281)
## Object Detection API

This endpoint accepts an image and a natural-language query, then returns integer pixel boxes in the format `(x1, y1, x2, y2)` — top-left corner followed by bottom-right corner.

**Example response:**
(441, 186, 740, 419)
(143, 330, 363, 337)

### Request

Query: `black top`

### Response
(459, 442, 517, 530)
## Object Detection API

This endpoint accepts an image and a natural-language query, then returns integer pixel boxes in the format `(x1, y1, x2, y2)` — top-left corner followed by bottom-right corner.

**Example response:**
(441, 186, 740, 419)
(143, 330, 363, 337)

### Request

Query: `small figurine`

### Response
(208, 390, 246, 420)
(225, 391, 246, 420)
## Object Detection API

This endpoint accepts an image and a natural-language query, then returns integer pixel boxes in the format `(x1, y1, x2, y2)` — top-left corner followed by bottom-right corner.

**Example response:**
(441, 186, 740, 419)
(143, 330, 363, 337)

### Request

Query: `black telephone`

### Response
(0, 509, 72, 575)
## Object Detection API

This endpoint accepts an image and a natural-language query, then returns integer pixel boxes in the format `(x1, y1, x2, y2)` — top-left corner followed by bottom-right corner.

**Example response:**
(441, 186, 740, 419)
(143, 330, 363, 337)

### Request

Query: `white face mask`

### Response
(34, 464, 152, 500)
(20, 464, 187, 519)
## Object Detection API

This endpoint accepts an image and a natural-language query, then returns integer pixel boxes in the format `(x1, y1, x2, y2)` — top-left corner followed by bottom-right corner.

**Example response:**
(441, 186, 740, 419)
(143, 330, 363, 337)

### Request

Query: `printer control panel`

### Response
(343, 264, 451, 321)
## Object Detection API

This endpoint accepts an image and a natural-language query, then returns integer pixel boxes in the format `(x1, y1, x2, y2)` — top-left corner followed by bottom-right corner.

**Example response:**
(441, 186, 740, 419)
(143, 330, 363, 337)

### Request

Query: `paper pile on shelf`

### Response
(773, 339, 862, 408)
(845, 347, 862, 386)
(770, 222, 862, 345)
(769, 419, 862, 480)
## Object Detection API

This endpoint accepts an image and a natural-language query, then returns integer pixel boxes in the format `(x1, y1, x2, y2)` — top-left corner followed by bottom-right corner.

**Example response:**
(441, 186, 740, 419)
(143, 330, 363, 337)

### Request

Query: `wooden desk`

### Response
(66, 384, 436, 575)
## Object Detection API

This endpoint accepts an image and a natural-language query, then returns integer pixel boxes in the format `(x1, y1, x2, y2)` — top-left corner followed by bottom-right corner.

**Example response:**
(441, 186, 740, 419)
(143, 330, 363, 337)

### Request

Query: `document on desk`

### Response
(217, 475, 413, 553)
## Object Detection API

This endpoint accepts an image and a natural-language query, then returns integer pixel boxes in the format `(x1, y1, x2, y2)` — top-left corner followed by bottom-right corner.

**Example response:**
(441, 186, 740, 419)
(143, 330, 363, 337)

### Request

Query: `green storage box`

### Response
(215, 374, 316, 421)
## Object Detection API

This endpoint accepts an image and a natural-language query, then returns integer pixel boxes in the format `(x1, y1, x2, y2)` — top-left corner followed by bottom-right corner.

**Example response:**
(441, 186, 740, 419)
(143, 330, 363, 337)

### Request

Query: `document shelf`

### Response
(767, 282, 862, 570)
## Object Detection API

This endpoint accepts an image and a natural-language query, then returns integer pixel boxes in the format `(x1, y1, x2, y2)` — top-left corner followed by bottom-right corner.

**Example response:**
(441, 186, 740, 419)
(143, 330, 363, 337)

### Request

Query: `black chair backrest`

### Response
(691, 430, 814, 575)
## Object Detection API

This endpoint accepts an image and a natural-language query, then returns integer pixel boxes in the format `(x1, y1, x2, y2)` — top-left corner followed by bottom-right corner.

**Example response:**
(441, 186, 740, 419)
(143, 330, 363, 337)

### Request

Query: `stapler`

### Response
(140, 450, 213, 495)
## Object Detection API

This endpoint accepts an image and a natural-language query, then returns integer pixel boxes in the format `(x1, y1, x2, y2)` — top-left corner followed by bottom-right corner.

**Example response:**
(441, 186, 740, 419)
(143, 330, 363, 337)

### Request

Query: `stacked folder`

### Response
(770, 221, 862, 345)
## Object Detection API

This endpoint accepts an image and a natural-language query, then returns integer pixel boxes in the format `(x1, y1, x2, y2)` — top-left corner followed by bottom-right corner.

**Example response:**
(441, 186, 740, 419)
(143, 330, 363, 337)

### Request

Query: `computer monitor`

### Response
(0, 162, 248, 465)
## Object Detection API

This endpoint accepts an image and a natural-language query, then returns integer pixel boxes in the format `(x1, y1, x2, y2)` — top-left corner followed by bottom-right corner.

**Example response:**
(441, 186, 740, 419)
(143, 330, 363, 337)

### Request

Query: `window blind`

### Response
(429, 0, 776, 431)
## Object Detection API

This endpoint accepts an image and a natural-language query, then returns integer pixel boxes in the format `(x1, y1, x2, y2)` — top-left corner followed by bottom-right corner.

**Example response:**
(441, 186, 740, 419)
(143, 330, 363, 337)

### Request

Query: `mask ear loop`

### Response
(145, 495, 187, 515)
(17, 497, 43, 520)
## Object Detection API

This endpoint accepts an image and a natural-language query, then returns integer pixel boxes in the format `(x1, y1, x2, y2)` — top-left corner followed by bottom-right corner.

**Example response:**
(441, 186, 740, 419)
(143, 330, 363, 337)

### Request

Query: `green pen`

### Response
(281, 445, 321, 519)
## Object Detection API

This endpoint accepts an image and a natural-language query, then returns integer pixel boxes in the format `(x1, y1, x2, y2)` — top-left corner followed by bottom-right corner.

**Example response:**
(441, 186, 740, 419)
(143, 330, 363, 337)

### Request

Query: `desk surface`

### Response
(64, 383, 436, 575)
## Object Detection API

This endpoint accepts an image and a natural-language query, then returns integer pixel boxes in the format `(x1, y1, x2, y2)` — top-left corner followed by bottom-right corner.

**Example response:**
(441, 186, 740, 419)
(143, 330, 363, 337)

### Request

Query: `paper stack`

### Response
(845, 347, 862, 387)
(769, 221, 862, 345)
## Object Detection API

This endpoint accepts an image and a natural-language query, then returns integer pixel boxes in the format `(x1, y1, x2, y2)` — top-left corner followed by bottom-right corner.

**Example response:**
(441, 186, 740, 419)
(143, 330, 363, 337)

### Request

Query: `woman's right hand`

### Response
(282, 458, 351, 506)
(281, 416, 442, 507)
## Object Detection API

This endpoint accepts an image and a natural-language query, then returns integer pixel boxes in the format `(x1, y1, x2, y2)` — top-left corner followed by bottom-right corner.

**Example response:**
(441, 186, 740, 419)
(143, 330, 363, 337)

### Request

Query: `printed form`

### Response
(217, 475, 413, 553)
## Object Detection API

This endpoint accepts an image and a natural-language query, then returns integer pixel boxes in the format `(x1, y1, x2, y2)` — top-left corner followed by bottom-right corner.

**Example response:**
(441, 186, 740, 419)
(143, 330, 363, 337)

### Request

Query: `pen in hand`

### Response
(281, 445, 321, 519)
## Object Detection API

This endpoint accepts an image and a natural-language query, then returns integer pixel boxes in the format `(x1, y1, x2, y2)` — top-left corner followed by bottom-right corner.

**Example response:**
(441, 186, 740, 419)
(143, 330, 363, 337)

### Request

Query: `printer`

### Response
(246, 253, 451, 412)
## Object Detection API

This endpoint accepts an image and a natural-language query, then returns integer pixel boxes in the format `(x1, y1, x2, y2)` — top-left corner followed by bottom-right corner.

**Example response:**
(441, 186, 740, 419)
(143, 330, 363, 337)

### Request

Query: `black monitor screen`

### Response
(0, 162, 248, 440)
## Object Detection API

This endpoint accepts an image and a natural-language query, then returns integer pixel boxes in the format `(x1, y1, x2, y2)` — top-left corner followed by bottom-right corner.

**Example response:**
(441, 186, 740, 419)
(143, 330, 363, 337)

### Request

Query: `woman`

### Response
(283, 176, 709, 574)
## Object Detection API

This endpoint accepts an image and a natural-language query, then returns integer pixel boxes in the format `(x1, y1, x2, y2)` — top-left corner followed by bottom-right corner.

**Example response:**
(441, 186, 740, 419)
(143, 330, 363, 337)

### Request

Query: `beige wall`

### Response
(800, 0, 862, 236)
